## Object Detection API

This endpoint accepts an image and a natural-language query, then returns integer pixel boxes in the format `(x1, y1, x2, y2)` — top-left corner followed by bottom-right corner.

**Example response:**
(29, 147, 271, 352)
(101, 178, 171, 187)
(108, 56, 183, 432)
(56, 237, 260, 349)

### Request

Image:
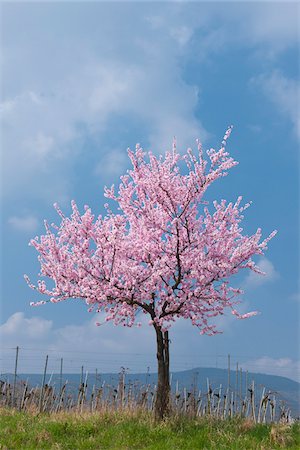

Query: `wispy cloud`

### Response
(8, 214, 39, 233)
(244, 257, 279, 289)
(1, 5, 208, 203)
(238, 2, 299, 52)
(0, 312, 52, 340)
(242, 356, 300, 382)
(1, 89, 77, 201)
(2, 2, 298, 203)
(251, 71, 300, 140)
(0, 312, 155, 373)
(0, 309, 257, 374)
(94, 148, 129, 178)
(290, 292, 300, 303)
(2, 312, 297, 381)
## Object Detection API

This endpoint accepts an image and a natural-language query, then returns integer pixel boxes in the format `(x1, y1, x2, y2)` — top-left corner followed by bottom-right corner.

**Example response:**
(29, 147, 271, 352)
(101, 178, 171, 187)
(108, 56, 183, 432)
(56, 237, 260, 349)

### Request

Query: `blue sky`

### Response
(0, 1, 299, 380)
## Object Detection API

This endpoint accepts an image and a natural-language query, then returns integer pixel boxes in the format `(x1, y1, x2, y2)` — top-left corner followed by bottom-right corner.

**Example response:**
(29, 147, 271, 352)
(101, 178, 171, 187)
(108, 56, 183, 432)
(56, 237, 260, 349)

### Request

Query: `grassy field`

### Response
(0, 408, 299, 449)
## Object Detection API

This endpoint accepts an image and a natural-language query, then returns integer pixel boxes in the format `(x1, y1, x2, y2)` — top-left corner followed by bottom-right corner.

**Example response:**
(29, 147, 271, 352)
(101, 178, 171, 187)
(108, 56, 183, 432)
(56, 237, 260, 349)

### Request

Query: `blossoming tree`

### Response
(26, 127, 276, 419)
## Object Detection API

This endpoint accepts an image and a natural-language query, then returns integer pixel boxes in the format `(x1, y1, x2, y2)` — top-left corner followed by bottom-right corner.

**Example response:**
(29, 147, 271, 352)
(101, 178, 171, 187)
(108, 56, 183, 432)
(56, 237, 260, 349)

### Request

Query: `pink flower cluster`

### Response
(26, 127, 277, 334)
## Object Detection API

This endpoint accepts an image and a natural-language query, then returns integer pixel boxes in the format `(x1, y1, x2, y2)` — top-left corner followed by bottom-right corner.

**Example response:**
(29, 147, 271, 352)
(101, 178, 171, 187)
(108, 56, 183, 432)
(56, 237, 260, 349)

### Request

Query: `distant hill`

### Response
(2, 367, 299, 418)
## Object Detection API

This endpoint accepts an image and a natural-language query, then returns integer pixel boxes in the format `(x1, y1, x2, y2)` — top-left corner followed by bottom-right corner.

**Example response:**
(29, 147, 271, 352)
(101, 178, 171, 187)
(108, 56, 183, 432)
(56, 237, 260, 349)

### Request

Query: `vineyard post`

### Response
(257, 386, 265, 423)
(235, 361, 239, 414)
(81, 370, 88, 413)
(239, 367, 243, 414)
(20, 378, 28, 411)
(12, 346, 19, 408)
(251, 380, 256, 423)
(59, 358, 63, 397)
(77, 366, 84, 409)
(39, 354, 48, 413)
(227, 354, 231, 392)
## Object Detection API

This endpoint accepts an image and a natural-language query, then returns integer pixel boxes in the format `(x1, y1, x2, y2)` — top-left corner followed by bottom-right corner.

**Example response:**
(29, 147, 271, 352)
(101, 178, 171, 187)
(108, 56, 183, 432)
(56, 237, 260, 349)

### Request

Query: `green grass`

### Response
(0, 408, 299, 449)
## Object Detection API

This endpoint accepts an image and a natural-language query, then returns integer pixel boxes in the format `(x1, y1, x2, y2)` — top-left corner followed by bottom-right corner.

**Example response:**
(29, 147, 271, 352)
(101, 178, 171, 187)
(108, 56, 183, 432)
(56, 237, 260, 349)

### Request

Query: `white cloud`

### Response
(0, 312, 156, 374)
(251, 71, 300, 140)
(0, 311, 215, 374)
(0, 308, 255, 375)
(219, 2, 298, 54)
(0, 91, 41, 116)
(290, 292, 300, 303)
(1, 2, 298, 203)
(242, 356, 300, 382)
(8, 214, 39, 232)
(87, 65, 133, 115)
(1, 58, 205, 203)
(1, 89, 78, 200)
(248, 3, 299, 50)
(1, 308, 295, 380)
(26, 132, 55, 159)
(247, 124, 262, 134)
(0, 312, 52, 341)
(244, 257, 279, 289)
(170, 25, 193, 48)
(94, 148, 129, 178)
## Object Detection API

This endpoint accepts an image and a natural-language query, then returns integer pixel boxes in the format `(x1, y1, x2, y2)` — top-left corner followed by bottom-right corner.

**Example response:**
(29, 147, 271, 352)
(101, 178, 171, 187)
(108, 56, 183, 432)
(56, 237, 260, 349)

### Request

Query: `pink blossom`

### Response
(26, 127, 276, 334)
(231, 309, 259, 319)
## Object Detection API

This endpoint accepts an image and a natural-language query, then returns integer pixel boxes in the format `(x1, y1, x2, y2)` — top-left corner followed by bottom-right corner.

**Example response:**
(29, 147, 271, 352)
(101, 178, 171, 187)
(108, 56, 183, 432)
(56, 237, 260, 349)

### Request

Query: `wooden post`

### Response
(257, 387, 265, 423)
(196, 391, 202, 417)
(235, 362, 239, 414)
(77, 365, 84, 410)
(216, 385, 222, 418)
(20, 379, 28, 411)
(59, 358, 63, 397)
(183, 387, 187, 413)
(206, 378, 212, 416)
(80, 366, 84, 385)
(227, 354, 231, 391)
(12, 346, 19, 408)
(239, 367, 243, 415)
(145, 366, 150, 386)
(39, 355, 48, 413)
(223, 389, 228, 419)
(251, 380, 256, 423)
(175, 380, 179, 407)
(90, 384, 95, 412)
(81, 371, 88, 413)
(230, 391, 234, 418)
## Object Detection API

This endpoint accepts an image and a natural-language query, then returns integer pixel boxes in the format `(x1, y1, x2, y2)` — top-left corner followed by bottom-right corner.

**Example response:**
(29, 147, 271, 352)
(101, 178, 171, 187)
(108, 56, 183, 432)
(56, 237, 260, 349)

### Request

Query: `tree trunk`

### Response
(154, 326, 170, 420)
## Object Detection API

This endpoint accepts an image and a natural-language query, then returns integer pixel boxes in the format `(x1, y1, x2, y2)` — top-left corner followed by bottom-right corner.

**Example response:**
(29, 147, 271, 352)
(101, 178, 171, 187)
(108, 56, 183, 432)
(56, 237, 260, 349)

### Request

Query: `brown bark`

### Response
(154, 326, 170, 420)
